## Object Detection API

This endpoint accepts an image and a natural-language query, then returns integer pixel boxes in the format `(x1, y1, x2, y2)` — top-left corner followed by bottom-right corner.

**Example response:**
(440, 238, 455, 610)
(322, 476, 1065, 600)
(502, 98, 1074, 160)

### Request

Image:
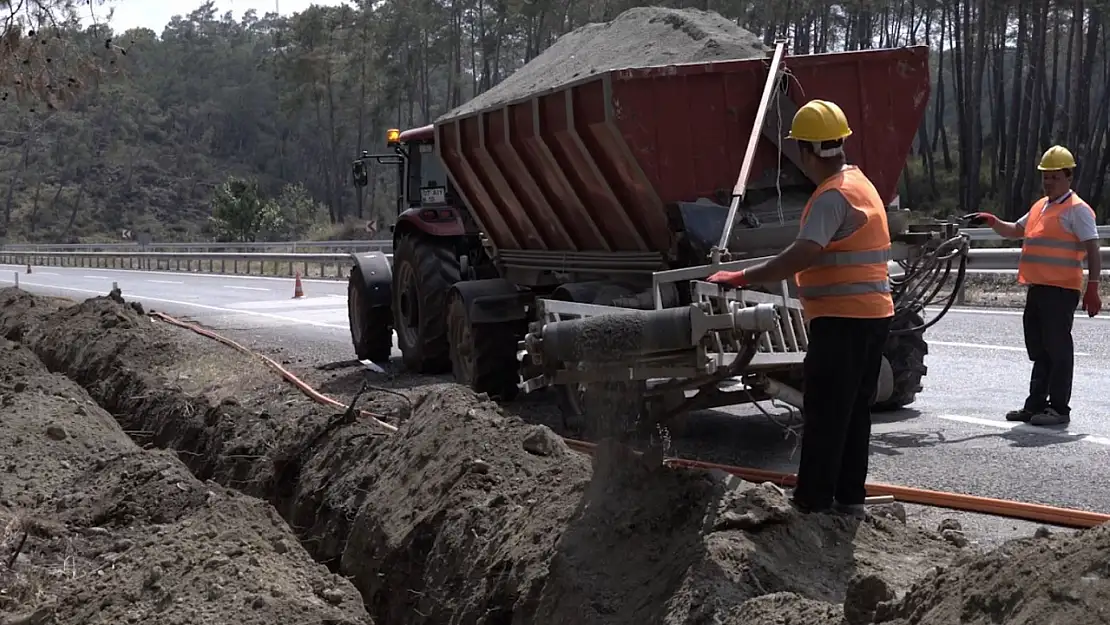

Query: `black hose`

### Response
(889, 234, 970, 335)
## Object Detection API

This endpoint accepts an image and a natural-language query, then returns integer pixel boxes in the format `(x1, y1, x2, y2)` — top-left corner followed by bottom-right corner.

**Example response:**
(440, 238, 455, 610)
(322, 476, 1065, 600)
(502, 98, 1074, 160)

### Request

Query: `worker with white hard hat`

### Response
(708, 99, 893, 517)
(964, 145, 1101, 426)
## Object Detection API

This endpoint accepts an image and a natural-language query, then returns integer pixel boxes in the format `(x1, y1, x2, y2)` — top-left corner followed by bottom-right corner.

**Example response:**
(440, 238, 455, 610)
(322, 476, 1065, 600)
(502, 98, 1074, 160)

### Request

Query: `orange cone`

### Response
(292, 271, 304, 299)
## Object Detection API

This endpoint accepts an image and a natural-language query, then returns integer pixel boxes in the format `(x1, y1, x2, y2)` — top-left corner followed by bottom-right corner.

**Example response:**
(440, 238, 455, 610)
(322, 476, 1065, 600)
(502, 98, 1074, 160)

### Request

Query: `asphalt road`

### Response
(4, 262, 1109, 545)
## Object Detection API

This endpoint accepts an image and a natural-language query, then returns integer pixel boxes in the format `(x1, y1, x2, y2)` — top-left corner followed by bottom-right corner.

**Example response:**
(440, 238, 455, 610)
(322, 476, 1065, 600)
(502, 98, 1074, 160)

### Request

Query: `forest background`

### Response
(0, 0, 1107, 243)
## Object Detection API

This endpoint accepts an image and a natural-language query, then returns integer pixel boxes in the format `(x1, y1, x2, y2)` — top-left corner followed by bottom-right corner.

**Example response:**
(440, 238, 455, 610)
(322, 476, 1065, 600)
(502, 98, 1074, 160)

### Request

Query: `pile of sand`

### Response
(443, 7, 767, 118)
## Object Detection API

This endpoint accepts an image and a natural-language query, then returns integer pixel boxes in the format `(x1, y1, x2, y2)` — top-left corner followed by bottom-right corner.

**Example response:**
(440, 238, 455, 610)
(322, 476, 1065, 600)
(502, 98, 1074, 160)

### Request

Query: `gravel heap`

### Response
(442, 6, 767, 118)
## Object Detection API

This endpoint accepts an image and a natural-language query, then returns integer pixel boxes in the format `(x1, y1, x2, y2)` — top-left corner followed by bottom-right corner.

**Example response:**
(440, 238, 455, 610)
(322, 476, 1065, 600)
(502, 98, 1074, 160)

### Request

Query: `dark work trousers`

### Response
(793, 315, 893, 511)
(1022, 284, 1081, 415)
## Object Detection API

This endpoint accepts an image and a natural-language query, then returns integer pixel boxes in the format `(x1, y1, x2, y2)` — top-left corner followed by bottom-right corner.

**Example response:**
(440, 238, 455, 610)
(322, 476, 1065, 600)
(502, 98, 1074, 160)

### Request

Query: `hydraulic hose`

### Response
(890, 233, 970, 335)
(148, 311, 1110, 531)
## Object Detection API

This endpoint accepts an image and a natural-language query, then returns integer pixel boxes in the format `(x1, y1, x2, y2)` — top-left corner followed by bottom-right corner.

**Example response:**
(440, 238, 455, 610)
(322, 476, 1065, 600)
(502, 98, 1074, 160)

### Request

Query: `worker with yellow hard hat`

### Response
(708, 99, 893, 516)
(964, 145, 1101, 426)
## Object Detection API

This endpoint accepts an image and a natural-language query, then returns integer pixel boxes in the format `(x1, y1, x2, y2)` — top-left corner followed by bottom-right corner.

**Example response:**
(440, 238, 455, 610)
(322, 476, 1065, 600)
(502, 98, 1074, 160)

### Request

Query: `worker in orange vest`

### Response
(708, 99, 893, 516)
(964, 145, 1101, 426)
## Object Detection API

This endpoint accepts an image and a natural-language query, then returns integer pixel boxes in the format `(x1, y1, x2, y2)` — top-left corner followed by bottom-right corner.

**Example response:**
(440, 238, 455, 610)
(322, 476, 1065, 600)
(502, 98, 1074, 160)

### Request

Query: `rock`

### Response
(1034, 526, 1053, 539)
(713, 482, 794, 531)
(870, 502, 907, 524)
(522, 426, 565, 457)
(936, 518, 962, 533)
(45, 425, 68, 441)
(843, 573, 895, 624)
(940, 529, 969, 548)
(467, 459, 492, 474)
(321, 588, 345, 605)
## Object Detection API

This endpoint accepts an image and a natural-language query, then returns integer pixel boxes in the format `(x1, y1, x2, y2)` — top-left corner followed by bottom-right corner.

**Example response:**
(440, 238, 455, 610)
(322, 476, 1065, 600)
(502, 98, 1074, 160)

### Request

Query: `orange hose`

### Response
(149, 311, 398, 433)
(149, 312, 1110, 530)
(564, 437, 1110, 529)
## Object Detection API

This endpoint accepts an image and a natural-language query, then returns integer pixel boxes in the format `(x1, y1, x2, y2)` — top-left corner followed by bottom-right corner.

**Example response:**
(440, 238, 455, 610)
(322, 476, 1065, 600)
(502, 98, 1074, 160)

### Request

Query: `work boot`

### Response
(1030, 407, 1070, 426)
(832, 501, 867, 519)
(1005, 408, 1035, 422)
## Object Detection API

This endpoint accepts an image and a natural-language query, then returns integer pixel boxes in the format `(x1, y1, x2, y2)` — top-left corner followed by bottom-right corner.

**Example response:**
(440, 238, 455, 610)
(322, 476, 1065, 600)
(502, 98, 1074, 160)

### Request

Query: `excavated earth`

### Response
(444, 7, 767, 118)
(2, 286, 1110, 625)
(0, 337, 371, 624)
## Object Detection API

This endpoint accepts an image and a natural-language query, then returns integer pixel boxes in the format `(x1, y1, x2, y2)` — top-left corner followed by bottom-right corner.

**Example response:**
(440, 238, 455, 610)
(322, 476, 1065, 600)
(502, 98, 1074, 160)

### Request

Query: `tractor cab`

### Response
(351, 125, 459, 218)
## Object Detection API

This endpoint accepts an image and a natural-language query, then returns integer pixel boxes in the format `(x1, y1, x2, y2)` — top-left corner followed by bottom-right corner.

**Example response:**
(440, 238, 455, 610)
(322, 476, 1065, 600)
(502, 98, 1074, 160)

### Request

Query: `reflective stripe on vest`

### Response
(793, 167, 894, 320)
(1017, 192, 1091, 292)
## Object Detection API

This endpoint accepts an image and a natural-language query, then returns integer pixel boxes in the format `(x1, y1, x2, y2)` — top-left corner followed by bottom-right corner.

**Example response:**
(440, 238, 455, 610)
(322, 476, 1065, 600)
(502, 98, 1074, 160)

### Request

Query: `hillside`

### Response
(0, 0, 1107, 244)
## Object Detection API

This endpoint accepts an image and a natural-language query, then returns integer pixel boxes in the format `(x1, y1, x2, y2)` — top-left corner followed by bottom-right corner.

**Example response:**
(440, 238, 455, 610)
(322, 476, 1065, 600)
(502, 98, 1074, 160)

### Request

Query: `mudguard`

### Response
(349, 251, 393, 308)
(450, 279, 530, 325)
(397, 206, 466, 238)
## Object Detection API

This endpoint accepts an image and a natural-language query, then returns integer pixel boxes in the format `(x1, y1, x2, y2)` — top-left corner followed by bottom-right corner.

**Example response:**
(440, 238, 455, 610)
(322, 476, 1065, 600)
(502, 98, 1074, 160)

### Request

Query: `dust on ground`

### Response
(0, 336, 371, 625)
(3, 287, 1110, 625)
(444, 7, 766, 118)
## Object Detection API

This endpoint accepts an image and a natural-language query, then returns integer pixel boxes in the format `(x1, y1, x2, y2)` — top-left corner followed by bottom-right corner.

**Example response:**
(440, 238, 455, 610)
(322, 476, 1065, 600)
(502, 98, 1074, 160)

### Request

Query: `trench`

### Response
(0, 290, 598, 625)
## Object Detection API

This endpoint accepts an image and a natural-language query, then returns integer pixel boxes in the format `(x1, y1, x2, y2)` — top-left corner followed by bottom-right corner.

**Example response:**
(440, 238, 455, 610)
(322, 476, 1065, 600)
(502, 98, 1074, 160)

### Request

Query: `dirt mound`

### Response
(0, 337, 372, 625)
(875, 524, 1110, 624)
(445, 7, 766, 117)
(6, 288, 1108, 625)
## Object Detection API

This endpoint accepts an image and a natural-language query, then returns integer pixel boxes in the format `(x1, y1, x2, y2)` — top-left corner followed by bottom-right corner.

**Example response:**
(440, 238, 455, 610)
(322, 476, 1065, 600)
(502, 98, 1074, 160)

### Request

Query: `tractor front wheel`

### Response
(446, 290, 521, 400)
(873, 311, 929, 411)
(392, 234, 460, 373)
(347, 268, 393, 363)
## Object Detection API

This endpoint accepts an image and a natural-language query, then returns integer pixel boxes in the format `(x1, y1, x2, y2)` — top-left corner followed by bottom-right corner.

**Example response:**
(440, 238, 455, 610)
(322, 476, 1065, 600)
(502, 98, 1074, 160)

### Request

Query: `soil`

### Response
(444, 7, 767, 118)
(959, 273, 1110, 308)
(0, 336, 371, 625)
(3, 286, 1110, 625)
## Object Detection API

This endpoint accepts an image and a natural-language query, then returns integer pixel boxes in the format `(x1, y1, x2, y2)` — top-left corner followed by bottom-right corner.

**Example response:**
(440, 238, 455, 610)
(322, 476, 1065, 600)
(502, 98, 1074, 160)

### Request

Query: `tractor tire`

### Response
(873, 311, 929, 411)
(347, 268, 393, 363)
(446, 290, 521, 400)
(392, 233, 460, 374)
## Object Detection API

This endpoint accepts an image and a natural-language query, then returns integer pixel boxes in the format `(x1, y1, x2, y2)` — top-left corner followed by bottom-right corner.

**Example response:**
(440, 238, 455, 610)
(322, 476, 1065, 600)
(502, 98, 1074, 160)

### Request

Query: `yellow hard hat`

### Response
(1037, 145, 1076, 171)
(786, 99, 853, 143)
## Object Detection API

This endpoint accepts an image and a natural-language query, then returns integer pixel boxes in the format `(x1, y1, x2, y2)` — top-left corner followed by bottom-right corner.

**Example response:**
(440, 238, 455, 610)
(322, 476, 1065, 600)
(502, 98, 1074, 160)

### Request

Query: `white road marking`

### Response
(0, 279, 349, 330)
(938, 414, 1110, 446)
(929, 306, 1110, 320)
(929, 340, 1091, 357)
(83, 275, 109, 280)
(223, 285, 270, 292)
(147, 279, 184, 284)
(228, 298, 350, 310)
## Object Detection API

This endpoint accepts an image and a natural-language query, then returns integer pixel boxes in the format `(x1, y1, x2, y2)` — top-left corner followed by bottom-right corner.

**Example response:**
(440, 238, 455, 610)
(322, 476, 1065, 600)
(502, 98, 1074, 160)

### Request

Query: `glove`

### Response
(707, 269, 749, 289)
(1083, 281, 1102, 317)
(962, 212, 998, 227)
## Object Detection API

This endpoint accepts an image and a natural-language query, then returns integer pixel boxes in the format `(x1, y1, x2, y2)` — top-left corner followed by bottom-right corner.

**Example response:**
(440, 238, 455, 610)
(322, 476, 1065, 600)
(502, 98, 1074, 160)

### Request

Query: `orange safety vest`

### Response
(1018, 192, 1093, 292)
(794, 167, 895, 320)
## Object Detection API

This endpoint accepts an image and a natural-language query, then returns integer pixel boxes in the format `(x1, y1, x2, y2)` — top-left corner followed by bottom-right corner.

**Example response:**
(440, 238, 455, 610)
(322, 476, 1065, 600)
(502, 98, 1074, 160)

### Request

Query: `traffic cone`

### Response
(26, 263, 31, 274)
(292, 271, 304, 299)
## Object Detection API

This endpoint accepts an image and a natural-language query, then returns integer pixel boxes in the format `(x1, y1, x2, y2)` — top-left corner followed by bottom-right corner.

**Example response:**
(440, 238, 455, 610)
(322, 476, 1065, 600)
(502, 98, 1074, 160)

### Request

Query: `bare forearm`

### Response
(991, 220, 1025, 239)
(1086, 241, 1102, 282)
(743, 242, 819, 284)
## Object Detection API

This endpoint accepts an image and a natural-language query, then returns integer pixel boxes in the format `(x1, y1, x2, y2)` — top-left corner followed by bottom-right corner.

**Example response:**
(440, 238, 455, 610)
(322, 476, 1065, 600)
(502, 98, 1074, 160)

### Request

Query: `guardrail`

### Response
(0, 250, 393, 280)
(0, 239, 394, 254)
(947, 224, 1110, 241)
(3, 246, 1108, 281)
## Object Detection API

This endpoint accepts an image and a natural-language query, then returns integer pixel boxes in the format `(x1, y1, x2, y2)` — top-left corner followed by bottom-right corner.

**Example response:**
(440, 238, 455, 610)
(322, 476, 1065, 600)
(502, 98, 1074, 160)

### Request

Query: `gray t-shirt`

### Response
(796, 189, 866, 247)
(1015, 192, 1099, 241)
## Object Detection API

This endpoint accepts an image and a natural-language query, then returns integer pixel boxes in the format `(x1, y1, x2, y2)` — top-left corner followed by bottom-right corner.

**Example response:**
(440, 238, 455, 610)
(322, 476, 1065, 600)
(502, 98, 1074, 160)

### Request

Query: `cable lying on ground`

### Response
(149, 311, 1110, 530)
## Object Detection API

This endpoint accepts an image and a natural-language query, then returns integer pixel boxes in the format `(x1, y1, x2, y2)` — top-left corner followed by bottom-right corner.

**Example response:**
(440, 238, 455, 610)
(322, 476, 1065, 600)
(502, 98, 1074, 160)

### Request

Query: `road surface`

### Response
(4, 262, 1109, 544)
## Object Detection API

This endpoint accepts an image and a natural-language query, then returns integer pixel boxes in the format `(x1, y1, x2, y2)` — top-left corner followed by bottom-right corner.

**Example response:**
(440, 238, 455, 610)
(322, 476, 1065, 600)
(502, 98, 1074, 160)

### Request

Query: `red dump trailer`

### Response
(348, 43, 968, 433)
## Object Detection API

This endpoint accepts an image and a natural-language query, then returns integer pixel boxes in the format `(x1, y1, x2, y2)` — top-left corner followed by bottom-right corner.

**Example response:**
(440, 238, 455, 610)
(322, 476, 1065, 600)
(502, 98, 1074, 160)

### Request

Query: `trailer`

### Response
(347, 39, 969, 433)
